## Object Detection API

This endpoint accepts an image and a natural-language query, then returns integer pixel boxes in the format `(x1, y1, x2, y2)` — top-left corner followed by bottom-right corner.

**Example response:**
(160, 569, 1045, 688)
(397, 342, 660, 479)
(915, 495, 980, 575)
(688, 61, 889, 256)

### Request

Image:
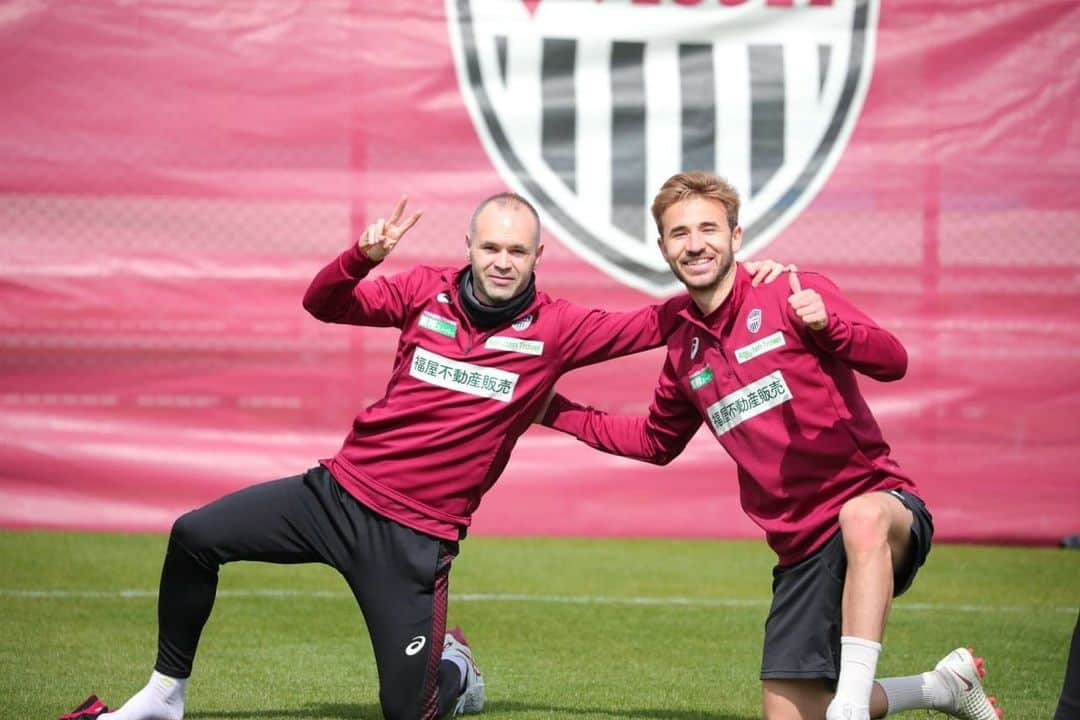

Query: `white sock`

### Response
(826, 636, 882, 720)
(879, 671, 952, 714)
(100, 670, 187, 720)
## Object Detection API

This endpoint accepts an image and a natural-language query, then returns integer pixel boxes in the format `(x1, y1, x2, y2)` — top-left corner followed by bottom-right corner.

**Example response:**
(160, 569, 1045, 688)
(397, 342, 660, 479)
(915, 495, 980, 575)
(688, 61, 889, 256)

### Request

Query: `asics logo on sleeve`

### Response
(405, 635, 426, 656)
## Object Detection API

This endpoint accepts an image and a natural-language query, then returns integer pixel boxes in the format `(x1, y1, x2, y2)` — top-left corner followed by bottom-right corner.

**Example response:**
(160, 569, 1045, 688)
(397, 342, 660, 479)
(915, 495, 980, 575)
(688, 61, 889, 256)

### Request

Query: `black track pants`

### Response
(154, 466, 461, 720)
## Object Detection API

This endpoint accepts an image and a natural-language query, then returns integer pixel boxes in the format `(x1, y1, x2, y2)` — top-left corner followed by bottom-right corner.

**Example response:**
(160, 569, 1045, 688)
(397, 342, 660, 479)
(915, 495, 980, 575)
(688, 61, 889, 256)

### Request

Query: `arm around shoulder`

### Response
(554, 294, 690, 370)
(542, 357, 702, 465)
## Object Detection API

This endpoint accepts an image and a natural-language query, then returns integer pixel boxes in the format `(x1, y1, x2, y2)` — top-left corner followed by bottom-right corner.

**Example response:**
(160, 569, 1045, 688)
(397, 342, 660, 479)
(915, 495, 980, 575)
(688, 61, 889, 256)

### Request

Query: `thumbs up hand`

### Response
(787, 271, 828, 331)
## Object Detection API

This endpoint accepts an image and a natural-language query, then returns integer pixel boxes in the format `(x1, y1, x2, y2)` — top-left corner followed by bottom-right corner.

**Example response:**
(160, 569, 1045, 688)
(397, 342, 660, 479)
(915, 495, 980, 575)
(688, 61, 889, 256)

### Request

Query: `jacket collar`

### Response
(449, 265, 542, 331)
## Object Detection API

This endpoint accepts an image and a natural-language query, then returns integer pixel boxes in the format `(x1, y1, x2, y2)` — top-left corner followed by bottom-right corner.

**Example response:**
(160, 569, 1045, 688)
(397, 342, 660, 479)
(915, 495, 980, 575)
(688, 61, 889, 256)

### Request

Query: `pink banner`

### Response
(1, 1, 1078, 544)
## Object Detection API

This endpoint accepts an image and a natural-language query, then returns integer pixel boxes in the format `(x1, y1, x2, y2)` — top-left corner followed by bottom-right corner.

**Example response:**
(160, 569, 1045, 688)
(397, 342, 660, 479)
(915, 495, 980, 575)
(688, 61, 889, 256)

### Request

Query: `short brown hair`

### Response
(650, 171, 740, 236)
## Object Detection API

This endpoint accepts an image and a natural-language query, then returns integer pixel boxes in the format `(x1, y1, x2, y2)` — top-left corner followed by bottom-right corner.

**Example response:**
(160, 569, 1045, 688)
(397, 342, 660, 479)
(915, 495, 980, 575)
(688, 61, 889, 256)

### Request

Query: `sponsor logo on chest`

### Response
(418, 311, 458, 339)
(734, 330, 785, 364)
(705, 370, 792, 436)
(485, 336, 544, 355)
(410, 346, 519, 402)
(689, 366, 714, 391)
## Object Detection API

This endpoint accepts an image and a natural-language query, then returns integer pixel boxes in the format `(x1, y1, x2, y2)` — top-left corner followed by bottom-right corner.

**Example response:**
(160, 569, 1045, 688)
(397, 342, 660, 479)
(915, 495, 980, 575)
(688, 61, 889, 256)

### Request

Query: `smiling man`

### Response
(541, 171, 1004, 720)
(465, 195, 541, 304)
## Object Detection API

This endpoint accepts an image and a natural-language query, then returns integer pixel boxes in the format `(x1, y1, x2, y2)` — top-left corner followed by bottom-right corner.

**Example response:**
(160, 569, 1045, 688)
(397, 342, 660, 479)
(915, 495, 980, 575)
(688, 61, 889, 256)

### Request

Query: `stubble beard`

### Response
(474, 270, 523, 306)
(672, 252, 735, 297)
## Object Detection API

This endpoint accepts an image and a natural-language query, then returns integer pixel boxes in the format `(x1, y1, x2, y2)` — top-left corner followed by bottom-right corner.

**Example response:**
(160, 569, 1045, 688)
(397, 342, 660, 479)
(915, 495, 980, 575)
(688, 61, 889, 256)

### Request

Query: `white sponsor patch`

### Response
(418, 311, 457, 338)
(705, 370, 791, 436)
(689, 366, 714, 391)
(734, 331, 785, 364)
(485, 336, 544, 355)
(410, 346, 518, 402)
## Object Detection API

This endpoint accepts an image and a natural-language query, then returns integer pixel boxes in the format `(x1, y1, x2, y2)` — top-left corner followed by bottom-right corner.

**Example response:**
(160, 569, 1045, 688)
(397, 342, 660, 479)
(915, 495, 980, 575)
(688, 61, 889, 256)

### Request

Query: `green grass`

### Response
(2, 531, 1076, 719)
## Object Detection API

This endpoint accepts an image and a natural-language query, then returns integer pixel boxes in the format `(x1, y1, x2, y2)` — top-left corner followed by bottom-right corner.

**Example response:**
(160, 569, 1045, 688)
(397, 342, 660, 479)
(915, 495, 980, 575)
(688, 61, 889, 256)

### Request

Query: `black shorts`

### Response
(760, 489, 934, 682)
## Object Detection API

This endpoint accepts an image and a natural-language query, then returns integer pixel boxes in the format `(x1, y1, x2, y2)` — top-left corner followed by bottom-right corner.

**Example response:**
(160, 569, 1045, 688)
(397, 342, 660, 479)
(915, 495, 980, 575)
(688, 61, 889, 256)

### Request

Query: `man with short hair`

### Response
(68, 190, 789, 720)
(540, 171, 1004, 720)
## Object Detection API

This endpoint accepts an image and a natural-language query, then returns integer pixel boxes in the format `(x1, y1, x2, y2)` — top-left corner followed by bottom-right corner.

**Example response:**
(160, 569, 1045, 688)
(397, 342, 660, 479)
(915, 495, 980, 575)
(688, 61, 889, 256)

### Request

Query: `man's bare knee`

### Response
(839, 494, 892, 552)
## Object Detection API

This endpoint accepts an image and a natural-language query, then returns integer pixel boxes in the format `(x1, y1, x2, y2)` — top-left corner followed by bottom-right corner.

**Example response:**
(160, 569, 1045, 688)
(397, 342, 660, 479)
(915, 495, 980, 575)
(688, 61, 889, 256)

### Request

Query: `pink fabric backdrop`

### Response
(1, 1, 1078, 544)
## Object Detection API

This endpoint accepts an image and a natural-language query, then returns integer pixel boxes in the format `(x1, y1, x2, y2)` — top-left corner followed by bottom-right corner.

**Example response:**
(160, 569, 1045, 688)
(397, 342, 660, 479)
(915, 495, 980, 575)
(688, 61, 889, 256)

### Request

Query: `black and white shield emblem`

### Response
(747, 307, 763, 333)
(448, 0, 879, 295)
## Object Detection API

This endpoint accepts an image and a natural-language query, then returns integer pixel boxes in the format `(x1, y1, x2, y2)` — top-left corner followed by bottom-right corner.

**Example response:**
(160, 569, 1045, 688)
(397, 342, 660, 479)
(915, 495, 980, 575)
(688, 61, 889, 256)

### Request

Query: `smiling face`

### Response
(657, 195, 743, 313)
(466, 199, 543, 305)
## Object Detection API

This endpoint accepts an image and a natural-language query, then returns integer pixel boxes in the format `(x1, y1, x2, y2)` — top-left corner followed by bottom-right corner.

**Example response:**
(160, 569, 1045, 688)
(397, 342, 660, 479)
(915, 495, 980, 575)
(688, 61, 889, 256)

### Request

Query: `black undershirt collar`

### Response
(457, 269, 536, 330)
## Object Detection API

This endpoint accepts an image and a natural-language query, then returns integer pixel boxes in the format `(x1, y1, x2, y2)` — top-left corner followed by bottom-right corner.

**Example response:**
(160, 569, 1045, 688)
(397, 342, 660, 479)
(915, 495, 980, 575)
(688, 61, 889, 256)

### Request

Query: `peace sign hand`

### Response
(358, 195, 423, 262)
(787, 271, 828, 331)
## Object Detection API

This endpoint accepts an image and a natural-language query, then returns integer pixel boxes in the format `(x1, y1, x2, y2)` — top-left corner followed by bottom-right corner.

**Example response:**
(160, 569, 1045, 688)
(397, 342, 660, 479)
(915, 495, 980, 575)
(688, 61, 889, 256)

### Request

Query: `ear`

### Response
(535, 243, 545, 264)
(656, 235, 669, 260)
(464, 234, 471, 258)
(731, 226, 743, 254)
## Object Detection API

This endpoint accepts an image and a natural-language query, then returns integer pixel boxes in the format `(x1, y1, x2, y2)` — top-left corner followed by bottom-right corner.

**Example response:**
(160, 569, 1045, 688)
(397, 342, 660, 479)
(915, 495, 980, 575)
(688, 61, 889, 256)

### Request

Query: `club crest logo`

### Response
(512, 314, 534, 331)
(747, 308, 762, 333)
(448, 0, 879, 295)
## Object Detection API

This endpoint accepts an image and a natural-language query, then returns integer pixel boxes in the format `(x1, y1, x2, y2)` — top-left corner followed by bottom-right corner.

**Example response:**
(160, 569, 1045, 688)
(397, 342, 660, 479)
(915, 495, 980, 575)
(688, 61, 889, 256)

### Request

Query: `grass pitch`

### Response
(2, 530, 1076, 719)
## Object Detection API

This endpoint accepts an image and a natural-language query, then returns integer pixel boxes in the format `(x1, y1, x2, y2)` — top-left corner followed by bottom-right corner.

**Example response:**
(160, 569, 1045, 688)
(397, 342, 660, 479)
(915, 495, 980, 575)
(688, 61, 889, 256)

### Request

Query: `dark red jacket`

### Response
(544, 266, 917, 565)
(303, 243, 688, 541)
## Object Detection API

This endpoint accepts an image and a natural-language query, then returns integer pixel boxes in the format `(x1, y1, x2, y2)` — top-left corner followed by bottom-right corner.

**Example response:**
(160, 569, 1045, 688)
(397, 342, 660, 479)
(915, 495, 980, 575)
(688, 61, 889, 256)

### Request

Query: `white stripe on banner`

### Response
(1, 588, 1074, 615)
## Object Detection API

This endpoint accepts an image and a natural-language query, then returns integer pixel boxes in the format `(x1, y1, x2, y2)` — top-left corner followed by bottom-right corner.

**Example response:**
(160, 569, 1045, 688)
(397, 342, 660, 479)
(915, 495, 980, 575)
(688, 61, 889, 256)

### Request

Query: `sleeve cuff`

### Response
(340, 243, 380, 278)
(809, 312, 849, 350)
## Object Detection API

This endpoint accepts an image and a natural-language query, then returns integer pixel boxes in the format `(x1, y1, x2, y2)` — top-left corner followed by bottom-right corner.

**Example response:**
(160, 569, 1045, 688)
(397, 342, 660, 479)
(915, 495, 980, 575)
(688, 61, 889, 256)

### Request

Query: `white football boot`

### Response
(443, 626, 485, 715)
(933, 647, 1003, 720)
